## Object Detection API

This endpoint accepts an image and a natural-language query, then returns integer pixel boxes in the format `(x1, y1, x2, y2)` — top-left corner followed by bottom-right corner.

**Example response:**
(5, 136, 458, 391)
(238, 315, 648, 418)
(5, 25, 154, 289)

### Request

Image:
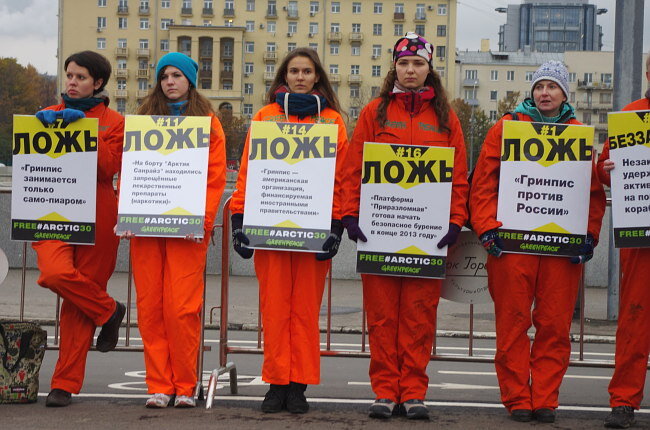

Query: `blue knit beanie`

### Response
(531, 60, 569, 98)
(155, 52, 198, 88)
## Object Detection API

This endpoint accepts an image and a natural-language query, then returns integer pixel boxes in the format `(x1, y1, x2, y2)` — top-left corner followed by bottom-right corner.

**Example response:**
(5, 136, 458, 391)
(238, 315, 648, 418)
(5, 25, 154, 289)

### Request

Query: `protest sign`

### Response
(356, 142, 454, 278)
(441, 230, 491, 304)
(607, 110, 650, 248)
(243, 121, 338, 252)
(11, 115, 98, 244)
(117, 115, 210, 237)
(496, 120, 594, 256)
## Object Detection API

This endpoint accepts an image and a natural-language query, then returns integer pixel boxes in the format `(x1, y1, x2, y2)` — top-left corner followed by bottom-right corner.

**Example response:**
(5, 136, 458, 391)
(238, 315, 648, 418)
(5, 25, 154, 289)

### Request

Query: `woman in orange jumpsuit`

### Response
(124, 52, 226, 408)
(597, 57, 650, 430)
(34, 50, 125, 408)
(470, 61, 606, 423)
(230, 48, 348, 414)
(341, 33, 469, 420)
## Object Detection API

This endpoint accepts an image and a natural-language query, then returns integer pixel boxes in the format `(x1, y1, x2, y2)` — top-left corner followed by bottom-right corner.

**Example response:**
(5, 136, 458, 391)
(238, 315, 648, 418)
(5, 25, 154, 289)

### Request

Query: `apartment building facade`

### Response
(58, 0, 457, 120)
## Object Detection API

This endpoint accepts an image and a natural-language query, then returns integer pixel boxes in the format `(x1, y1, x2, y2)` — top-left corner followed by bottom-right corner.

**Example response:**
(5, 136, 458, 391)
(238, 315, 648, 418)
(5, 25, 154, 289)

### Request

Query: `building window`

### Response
(436, 66, 445, 77)
(310, 1, 319, 14)
(352, 23, 361, 33)
(490, 110, 498, 121)
(438, 3, 447, 15)
(246, 21, 254, 31)
(244, 63, 254, 75)
(116, 99, 126, 114)
(161, 18, 172, 29)
(268, 21, 276, 33)
(352, 2, 361, 13)
(437, 25, 446, 37)
(266, 42, 276, 52)
(464, 89, 477, 100)
(436, 46, 445, 58)
(161, 0, 170, 7)
(309, 22, 318, 34)
(599, 112, 608, 123)
(97, 17, 107, 29)
(350, 106, 359, 118)
(329, 64, 339, 74)
(350, 64, 360, 75)
(506, 70, 515, 81)
(525, 71, 534, 82)
(159, 39, 169, 51)
(582, 112, 592, 125)
(246, 0, 255, 11)
(394, 23, 403, 36)
(117, 59, 127, 69)
(267, 0, 277, 16)
(288, 21, 297, 34)
(351, 44, 360, 56)
(490, 90, 497, 101)
(244, 83, 254, 94)
(119, 17, 128, 29)
(465, 70, 477, 80)
(330, 22, 340, 33)
(394, 3, 404, 13)
(372, 45, 381, 57)
(182, 0, 192, 8)
(584, 72, 593, 84)
(117, 79, 127, 90)
(98, 0, 107, 6)
(600, 92, 612, 103)
(309, 43, 318, 52)
(222, 81, 233, 90)
(601, 73, 612, 85)
(243, 104, 253, 116)
(245, 41, 255, 53)
(331, 1, 340, 13)
(371, 86, 380, 97)
(373, 23, 382, 36)
(372, 65, 381, 77)
(97, 38, 106, 49)
(139, 39, 149, 49)
(490, 70, 498, 81)
(288, 42, 296, 51)
(140, 18, 149, 29)
(330, 43, 339, 55)
(350, 85, 360, 98)
(568, 72, 576, 83)
(415, 24, 425, 36)
(138, 79, 148, 91)
(374, 2, 382, 13)
(415, 3, 425, 19)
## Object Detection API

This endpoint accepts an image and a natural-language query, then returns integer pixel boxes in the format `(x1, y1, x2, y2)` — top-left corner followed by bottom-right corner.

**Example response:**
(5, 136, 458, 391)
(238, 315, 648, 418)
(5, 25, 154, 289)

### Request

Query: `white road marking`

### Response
(438, 370, 612, 380)
(348, 381, 499, 390)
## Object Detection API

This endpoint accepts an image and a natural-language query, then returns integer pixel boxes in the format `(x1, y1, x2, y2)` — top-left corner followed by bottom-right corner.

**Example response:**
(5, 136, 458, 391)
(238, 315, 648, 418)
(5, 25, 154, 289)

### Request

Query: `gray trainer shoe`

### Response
(368, 398, 397, 419)
(401, 399, 429, 420)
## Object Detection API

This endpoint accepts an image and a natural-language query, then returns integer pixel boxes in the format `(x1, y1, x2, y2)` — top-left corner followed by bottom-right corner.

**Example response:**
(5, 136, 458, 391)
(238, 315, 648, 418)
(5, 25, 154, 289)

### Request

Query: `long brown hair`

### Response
(375, 66, 450, 133)
(138, 67, 214, 116)
(266, 47, 342, 115)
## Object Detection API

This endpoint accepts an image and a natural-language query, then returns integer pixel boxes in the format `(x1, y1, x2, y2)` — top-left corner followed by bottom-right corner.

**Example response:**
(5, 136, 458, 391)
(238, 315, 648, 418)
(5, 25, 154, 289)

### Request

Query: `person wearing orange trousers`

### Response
(470, 61, 606, 423)
(230, 48, 348, 414)
(341, 33, 469, 420)
(32, 51, 126, 408)
(121, 52, 226, 409)
(597, 56, 650, 430)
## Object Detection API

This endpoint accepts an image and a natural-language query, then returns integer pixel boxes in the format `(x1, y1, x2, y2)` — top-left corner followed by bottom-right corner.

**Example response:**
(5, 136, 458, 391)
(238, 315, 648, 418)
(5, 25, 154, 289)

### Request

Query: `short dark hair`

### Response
(64, 51, 112, 93)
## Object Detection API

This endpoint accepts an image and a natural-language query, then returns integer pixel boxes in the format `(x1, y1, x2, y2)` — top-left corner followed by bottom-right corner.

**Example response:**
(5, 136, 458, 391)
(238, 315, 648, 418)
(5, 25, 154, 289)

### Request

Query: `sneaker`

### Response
(174, 395, 196, 408)
(45, 389, 72, 407)
(604, 406, 635, 429)
(286, 382, 309, 414)
(261, 384, 289, 413)
(401, 399, 429, 420)
(510, 409, 533, 422)
(533, 408, 556, 423)
(96, 301, 126, 352)
(368, 398, 397, 419)
(145, 393, 172, 408)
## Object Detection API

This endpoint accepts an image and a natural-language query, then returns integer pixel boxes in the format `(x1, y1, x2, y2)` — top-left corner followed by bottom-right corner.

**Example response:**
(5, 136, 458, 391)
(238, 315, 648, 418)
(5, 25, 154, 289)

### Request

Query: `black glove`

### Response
(316, 219, 344, 261)
(231, 213, 254, 259)
(341, 215, 367, 242)
(570, 234, 595, 264)
(480, 229, 504, 257)
(437, 223, 461, 249)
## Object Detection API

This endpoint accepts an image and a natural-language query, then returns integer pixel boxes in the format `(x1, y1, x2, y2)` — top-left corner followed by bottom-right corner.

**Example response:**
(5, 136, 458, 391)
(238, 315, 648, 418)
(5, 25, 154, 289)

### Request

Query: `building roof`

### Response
(457, 50, 564, 66)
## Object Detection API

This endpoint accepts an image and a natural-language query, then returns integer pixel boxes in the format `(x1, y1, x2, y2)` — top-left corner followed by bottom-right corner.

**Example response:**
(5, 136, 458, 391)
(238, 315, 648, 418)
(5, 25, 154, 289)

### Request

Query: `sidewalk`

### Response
(0, 268, 618, 340)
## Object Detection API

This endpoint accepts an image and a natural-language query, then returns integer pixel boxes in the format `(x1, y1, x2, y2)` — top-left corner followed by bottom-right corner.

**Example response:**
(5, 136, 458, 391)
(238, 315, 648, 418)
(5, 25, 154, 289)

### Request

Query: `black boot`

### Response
(261, 384, 289, 413)
(46, 389, 72, 407)
(96, 301, 126, 352)
(286, 382, 309, 414)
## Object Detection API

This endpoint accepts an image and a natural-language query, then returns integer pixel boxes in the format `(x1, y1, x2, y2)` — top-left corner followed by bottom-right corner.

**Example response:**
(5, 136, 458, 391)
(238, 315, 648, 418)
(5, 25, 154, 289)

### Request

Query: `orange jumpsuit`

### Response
(231, 103, 348, 385)
(33, 101, 124, 394)
(130, 114, 226, 396)
(341, 96, 469, 403)
(470, 113, 606, 412)
(596, 96, 650, 410)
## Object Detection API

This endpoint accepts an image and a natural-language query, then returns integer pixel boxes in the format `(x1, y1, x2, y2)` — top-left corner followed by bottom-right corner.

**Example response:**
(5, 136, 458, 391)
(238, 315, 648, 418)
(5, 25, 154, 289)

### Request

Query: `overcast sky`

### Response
(0, 0, 648, 75)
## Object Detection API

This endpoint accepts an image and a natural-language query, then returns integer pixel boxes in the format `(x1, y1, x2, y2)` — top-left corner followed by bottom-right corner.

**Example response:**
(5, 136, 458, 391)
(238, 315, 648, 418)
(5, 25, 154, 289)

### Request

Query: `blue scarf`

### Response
(167, 100, 188, 116)
(275, 92, 327, 119)
(514, 98, 576, 123)
(62, 93, 106, 112)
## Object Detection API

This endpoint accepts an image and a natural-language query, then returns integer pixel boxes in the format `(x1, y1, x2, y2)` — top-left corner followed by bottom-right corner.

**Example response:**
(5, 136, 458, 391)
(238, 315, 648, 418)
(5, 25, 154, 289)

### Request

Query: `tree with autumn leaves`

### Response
(0, 58, 57, 166)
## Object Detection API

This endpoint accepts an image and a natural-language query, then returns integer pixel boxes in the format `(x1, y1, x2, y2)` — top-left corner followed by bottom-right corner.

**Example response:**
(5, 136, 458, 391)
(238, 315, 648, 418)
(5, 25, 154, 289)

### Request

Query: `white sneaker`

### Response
(174, 395, 196, 408)
(145, 393, 172, 408)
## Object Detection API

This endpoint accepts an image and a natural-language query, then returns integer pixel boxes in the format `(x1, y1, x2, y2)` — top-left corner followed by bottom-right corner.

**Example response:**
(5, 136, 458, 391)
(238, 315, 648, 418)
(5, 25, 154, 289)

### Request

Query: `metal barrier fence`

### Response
(203, 198, 619, 409)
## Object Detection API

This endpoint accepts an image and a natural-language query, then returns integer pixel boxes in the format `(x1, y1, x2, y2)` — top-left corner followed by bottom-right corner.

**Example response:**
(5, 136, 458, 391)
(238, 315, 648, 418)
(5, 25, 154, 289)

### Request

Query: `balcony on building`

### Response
(202, 7, 214, 16)
(349, 32, 364, 43)
(220, 70, 233, 80)
(139, 5, 150, 15)
(328, 32, 342, 42)
(117, 5, 128, 14)
(329, 73, 341, 83)
(414, 12, 427, 22)
(264, 72, 275, 82)
(114, 89, 128, 98)
(137, 49, 150, 58)
(286, 8, 298, 19)
(463, 78, 479, 87)
(578, 80, 612, 90)
(465, 98, 479, 106)
(199, 69, 212, 78)
(181, 7, 192, 16)
(263, 51, 277, 62)
(393, 12, 405, 21)
(200, 48, 213, 59)
(137, 68, 150, 78)
(115, 69, 128, 78)
(223, 8, 234, 17)
(348, 74, 363, 84)
(115, 47, 128, 57)
(137, 90, 149, 99)
(576, 101, 611, 110)
(266, 7, 277, 19)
